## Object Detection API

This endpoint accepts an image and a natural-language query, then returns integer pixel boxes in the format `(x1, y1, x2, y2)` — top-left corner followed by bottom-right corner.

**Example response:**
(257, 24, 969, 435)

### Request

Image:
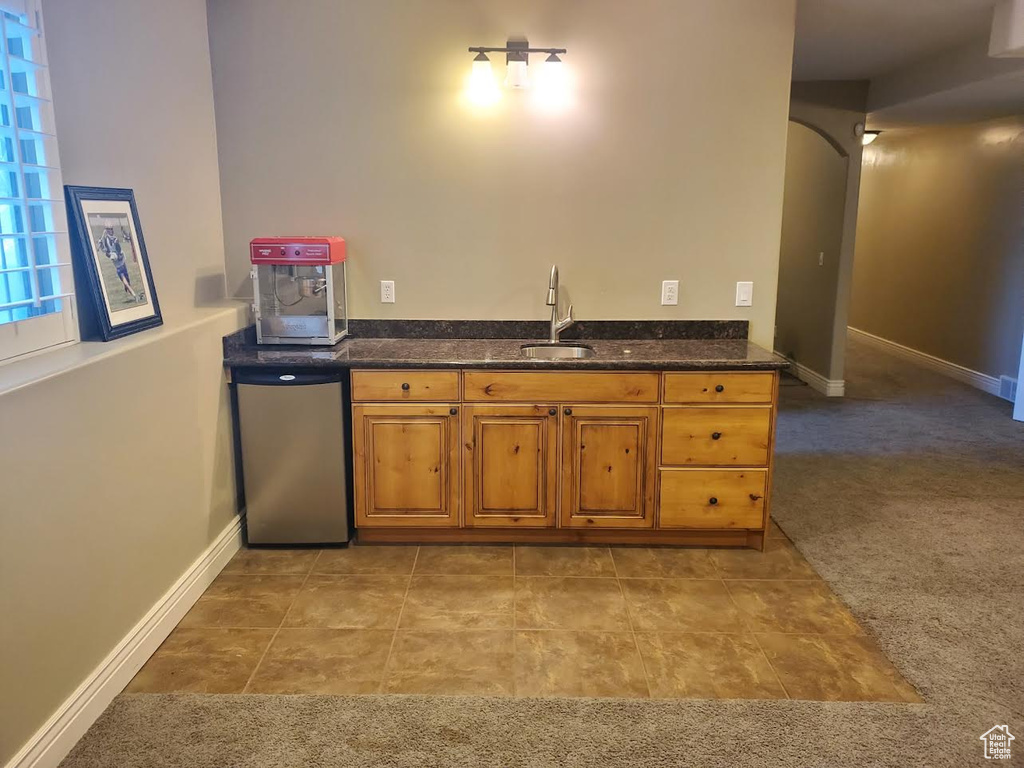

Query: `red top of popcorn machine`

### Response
(250, 236, 346, 266)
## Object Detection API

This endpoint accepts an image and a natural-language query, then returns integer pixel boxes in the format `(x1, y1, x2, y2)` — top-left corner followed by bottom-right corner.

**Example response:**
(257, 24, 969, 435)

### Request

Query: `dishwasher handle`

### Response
(233, 369, 344, 387)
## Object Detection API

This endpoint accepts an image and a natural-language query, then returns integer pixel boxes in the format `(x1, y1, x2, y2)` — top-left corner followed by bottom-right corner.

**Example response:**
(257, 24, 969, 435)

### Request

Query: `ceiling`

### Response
(869, 68, 1024, 127)
(793, 0, 999, 81)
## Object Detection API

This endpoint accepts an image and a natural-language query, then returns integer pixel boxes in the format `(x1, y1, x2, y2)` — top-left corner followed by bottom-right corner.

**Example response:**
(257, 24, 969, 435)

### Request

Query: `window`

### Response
(0, 0, 75, 364)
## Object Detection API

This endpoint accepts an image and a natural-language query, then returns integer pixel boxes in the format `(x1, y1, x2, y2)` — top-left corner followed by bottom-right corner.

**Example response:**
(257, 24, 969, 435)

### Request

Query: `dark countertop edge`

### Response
(223, 357, 788, 372)
(222, 323, 789, 372)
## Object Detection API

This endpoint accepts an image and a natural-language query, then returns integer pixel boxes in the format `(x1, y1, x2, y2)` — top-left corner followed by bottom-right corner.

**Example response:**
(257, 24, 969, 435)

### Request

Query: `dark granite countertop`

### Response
(224, 323, 787, 371)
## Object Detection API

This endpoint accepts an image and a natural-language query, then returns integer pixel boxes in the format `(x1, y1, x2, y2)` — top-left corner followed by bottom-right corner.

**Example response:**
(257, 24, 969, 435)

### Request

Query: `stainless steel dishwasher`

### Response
(234, 369, 350, 544)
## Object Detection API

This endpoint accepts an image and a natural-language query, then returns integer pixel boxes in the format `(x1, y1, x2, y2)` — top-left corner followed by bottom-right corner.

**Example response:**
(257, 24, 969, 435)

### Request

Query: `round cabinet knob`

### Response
(715, 384, 725, 393)
(449, 408, 458, 416)
(401, 382, 410, 391)
(711, 432, 722, 440)
(709, 497, 719, 506)
(564, 408, 573, 416)
(548, 408, 558, 416)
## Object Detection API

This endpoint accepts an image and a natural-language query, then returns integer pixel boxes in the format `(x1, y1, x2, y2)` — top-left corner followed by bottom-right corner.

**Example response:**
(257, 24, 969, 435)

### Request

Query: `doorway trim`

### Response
(1014, 330, 1024, 421)
(788, 116, 849, 159)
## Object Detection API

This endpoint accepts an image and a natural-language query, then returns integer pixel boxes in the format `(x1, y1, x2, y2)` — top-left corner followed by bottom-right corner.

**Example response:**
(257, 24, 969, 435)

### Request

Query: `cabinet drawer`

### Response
(352, 370, 459, 402)
(463, 371, 659, 403)
(661, 407, 771, 466)
(658, 469, 766, 529)
(663, 372, 774, 404)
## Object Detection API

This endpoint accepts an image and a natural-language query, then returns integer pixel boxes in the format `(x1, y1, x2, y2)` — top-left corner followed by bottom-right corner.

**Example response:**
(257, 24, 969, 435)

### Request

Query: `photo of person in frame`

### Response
(88, 213, 148, 311)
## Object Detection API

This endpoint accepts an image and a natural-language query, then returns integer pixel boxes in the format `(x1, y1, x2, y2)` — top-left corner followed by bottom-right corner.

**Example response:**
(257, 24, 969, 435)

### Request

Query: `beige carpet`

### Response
(61, 336, 1024, 767)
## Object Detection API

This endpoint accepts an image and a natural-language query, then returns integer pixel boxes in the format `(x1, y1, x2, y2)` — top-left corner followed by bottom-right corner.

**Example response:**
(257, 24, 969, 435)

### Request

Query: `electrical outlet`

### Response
(380, 280, 395, 303)
(661, 280, 679, 306)
(735, 281, 753, 307)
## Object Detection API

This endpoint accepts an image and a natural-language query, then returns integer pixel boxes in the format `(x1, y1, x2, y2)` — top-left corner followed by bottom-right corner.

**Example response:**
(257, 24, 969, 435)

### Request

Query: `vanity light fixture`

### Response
(542, 52, 564, 85)
(854, 123, 882, 146)
(472, 50, 492, 75)
(505, 41, 530, 89)
(468, 39, 567, 92)
(467, 51, 501, 106)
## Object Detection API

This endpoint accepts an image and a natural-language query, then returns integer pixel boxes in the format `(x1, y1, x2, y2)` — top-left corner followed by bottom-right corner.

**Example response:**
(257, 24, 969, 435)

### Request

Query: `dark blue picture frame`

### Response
(65, 185, 162, 341)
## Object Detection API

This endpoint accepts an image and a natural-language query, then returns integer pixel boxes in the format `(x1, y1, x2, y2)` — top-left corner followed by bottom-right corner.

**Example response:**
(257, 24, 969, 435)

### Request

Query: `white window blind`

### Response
(0, 0, 75, 364)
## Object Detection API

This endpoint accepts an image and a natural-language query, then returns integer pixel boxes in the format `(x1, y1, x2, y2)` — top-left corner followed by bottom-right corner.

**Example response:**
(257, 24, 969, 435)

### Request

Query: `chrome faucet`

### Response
(546, 264, 575, 343)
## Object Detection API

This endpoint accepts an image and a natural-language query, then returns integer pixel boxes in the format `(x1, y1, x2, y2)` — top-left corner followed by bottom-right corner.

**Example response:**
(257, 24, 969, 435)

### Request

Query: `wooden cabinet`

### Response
(352, 404, 459, 527)
(351, 368, 779, 549)
(463, 405, 558, 527)
(352, 370, 459, 402)
(463, 371, 659, 403)
(659, 469, 767, 529)
(661, 407, 771, 466)
(560, 406, 658, 528)
(663, 372, 774, 404)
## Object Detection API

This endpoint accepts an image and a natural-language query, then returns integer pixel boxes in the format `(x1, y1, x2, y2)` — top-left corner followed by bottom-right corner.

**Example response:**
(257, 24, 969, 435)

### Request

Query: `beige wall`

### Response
(207, 0, 796, 349)
(0, 314, 240, 763)
(851, 117, 1024, 380)
(774, 121, 849, 376)
(0, 1, 240, 762)
(48, 0, 229, 314)
(784, 81, 868, 382)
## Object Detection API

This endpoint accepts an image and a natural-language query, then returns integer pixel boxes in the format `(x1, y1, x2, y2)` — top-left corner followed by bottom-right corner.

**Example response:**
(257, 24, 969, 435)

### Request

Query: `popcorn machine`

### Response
(250, 237, 348, 345)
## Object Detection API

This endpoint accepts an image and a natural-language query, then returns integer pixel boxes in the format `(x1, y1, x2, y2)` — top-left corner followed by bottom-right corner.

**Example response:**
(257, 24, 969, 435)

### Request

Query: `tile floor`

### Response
(127, 523, 921, 702)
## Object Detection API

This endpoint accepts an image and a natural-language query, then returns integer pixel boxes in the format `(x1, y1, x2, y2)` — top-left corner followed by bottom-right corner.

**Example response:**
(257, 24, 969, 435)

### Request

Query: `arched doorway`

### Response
(774, 120, 849, 395)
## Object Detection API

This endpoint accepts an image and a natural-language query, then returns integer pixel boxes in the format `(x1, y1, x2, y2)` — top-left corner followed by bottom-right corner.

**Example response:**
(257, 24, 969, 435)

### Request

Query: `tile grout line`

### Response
(241, 549, 323, 694)
(512, 545, 517, 632)
(511, 545, 517, 698)
(217, 570, 825, 583)
(166, 626, 866, 636)
(750, 630, 794, 700)
(376, 546, 419, 694)
(609, 548, 653, 699)
(720, 577, 792, 700)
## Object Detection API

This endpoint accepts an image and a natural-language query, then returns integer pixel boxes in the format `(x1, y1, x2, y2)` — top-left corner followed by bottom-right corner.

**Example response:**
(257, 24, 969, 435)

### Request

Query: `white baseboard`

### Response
(847, 326, 1002, 397)
(5, 516, 243, 768)
(775, 353, 845, 397)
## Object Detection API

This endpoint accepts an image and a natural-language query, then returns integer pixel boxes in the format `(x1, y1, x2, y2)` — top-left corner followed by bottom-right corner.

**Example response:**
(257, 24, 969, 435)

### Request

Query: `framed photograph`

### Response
(65, 185, 162, 341)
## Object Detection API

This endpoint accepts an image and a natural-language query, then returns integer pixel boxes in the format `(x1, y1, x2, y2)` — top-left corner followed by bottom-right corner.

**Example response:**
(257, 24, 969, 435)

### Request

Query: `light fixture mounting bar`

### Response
(467, 46, 567, 55)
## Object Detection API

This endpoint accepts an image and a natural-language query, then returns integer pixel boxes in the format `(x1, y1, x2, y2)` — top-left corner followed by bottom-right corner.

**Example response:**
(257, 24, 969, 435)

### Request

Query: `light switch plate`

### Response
(661, 280, 679, 306)
(380, 280, 395, 303)
(735, 281, 753, 307)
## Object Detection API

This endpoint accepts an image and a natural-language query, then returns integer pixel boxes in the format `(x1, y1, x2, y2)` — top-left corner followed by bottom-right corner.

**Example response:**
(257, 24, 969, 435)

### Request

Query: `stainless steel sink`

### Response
(520, 343, 595, 360)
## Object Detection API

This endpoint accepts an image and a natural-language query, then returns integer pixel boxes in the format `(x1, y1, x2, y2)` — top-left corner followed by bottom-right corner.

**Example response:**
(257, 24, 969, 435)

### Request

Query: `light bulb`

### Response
(505, 58, 529, 89)
(532, 52, 570, 112)
(467, 53, 500, 107)
(544, 53, 564, 86)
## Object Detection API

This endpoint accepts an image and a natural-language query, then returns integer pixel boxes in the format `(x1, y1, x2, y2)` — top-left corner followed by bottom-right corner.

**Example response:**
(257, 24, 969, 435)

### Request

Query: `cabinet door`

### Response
(463, 405, 558, 527)
(661, 407, 771, 467)
(353, 404, 459, 527)
(560, 406, 658, 528)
